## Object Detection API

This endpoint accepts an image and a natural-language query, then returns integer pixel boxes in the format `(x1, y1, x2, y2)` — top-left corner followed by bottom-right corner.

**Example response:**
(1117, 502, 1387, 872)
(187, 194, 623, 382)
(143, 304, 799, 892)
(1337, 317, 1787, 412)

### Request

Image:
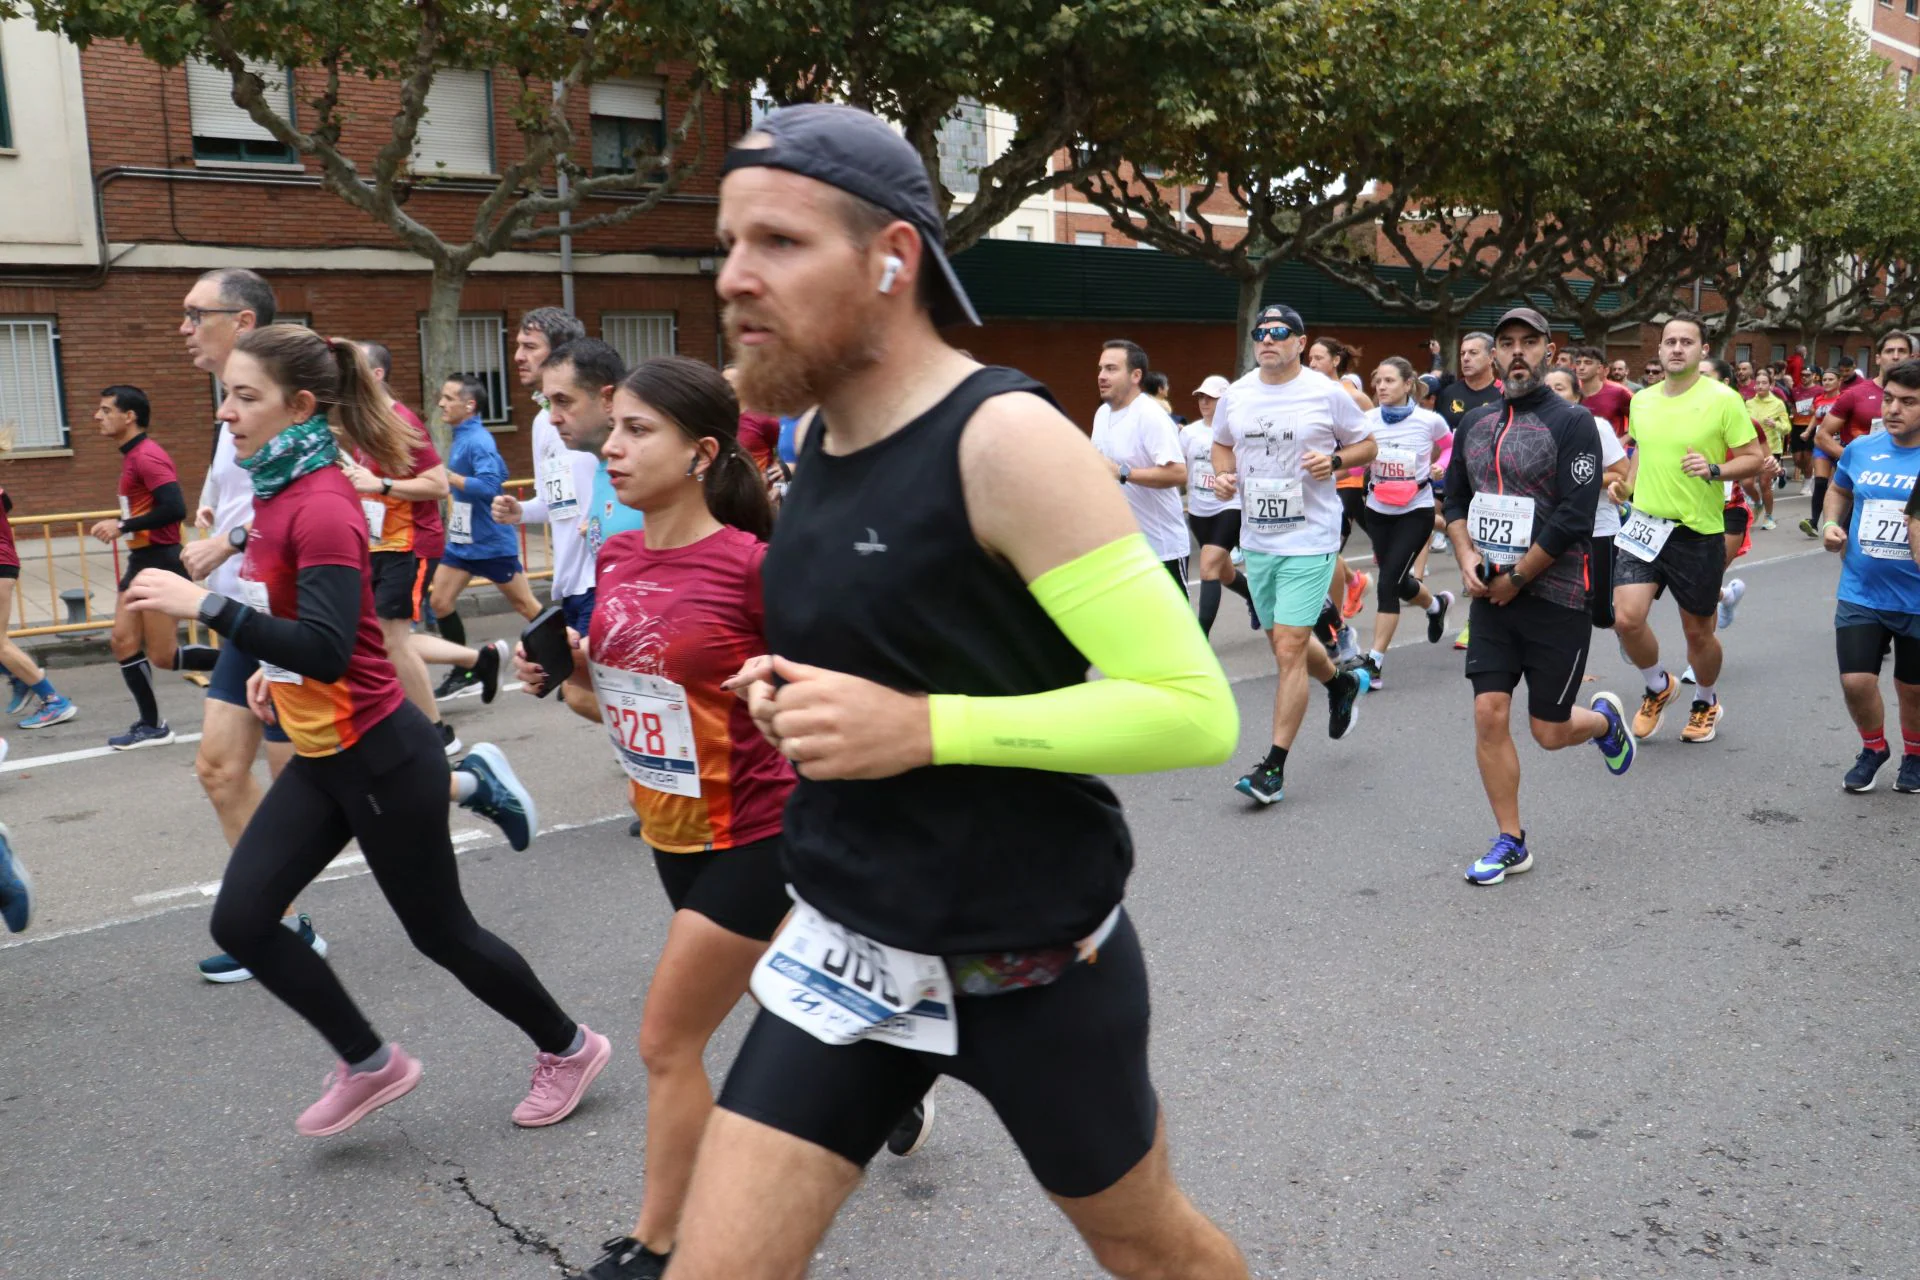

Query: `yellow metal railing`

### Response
(5, 479, 548, 640)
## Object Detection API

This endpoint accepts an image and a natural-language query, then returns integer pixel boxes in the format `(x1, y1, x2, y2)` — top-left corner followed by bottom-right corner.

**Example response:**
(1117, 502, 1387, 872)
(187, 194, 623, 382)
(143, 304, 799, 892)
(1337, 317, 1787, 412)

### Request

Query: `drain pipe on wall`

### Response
(555, 83, 576, 315)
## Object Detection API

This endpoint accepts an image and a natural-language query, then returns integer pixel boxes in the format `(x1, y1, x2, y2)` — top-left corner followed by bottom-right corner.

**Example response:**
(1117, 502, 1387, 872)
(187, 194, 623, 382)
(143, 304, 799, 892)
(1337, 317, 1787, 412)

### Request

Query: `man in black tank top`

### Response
(661, 105, 1249, 1279)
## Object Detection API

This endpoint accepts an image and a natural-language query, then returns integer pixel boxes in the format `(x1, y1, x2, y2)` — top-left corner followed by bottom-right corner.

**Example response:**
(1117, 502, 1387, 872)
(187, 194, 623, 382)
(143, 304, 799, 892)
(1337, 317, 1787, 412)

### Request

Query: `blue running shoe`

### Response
(108, 720, 173, 751)
(1466, 832, 1532, 885)
(1897, 754, 1920, 794)
(458, 743, 538, 852)
(1328, 667, 1370, 741)
(1844, 746, 1891, 793)
(1233, 762, 1285, 806)
(6, 680, 32, 718)
(0, 822, 32, 933)
(1590, 692, 1635, 776)
(20, 696, 76, 730)
(197, 912, 328, 982)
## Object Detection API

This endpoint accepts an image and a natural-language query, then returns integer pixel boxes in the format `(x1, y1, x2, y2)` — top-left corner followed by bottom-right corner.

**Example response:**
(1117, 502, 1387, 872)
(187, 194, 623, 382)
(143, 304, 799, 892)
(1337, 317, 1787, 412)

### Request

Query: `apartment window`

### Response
(1827, 345, 1843, 368)
(601, 312, 677, 367)
(589, 78, 666, 176)
(1909, 0, 1917, 15)
(0, 319, 68, 451)
(1074, 231, 1106, 247)
(419, 314, 510, 425)
(187, 57, 296, 165)
(1770, 344, 1787, 364)
(937, 99, 988, 196)
(1903, 68, 1913, 103)
(1734, 343, 1752, 364)
(0, 38, 13, 151)
(1859, 346, 1873, 372)
(414, 68, 494, 176)
(1014, 226, 1034, 242)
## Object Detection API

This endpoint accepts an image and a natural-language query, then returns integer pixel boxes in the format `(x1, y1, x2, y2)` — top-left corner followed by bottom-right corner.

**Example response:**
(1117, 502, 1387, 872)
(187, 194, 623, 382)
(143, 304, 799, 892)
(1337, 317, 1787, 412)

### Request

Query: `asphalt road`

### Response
(3, 504, 1916, 1279)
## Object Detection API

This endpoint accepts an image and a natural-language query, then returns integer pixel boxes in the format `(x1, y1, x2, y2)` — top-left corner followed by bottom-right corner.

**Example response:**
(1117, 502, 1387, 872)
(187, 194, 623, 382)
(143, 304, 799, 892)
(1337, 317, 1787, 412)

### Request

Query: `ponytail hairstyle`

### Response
(1312, 336, 1359, 375)
(233, 325, 416, 477)
(617, 356, 774, 540)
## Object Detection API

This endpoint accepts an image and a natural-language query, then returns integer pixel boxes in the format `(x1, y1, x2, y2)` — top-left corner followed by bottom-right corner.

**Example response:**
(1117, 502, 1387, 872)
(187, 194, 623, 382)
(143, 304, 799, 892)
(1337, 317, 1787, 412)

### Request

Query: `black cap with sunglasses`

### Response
(1250, 304, 1305, 339)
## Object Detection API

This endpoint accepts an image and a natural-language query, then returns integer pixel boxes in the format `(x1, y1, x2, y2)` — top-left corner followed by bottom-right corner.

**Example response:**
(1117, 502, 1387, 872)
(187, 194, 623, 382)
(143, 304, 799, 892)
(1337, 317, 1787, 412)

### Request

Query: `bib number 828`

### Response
(606, 704, 667, 757)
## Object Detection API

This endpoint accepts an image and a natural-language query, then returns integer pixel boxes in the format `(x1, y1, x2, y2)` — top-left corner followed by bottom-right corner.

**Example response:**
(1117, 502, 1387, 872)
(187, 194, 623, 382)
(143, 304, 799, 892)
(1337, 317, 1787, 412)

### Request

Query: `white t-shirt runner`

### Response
(201, 423, 254, 598)
(1092, 394, 1189, 561)
(519, 406, 601, 601)
(1591, 420, 1628, 539)
(1212, 367, 1371, 556)
(1359, 405, 1451, 516)
(1181, 421, 1238, 518)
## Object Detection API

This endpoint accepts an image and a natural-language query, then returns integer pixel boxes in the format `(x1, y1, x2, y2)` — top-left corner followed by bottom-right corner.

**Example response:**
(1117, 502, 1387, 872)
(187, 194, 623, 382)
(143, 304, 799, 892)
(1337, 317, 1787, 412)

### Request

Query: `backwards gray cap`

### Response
(722, 103, 982, 329)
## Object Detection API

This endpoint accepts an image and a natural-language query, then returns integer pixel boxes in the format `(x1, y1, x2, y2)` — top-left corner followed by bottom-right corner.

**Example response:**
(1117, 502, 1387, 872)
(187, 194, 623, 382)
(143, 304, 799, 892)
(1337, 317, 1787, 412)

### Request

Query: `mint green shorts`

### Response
(1244, 551, 1338, 629)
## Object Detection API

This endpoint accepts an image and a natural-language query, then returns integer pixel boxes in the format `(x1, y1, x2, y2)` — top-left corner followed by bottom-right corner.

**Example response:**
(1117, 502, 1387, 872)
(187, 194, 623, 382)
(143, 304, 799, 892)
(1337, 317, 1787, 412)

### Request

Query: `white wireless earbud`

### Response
(878, 254, 904, 294)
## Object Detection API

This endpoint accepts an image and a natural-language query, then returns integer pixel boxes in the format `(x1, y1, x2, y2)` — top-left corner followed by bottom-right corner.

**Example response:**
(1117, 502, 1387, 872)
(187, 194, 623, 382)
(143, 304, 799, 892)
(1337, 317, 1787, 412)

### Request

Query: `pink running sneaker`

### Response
(296, 1045, 423, 1137)
(512, 1026, 611, 1128)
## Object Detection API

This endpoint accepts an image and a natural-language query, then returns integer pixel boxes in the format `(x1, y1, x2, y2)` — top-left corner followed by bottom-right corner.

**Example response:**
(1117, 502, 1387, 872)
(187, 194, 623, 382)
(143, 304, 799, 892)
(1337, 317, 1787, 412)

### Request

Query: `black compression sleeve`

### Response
(119, 481, 187, 533)
(1536, 408, 1602, 559)
(204, 564, 362, 683)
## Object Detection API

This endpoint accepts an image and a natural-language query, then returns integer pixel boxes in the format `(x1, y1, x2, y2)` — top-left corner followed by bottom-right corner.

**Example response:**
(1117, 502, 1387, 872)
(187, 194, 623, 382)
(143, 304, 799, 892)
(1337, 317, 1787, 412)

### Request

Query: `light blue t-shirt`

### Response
(583, 459, 646, 561)
(1833, 435, 1920, 614)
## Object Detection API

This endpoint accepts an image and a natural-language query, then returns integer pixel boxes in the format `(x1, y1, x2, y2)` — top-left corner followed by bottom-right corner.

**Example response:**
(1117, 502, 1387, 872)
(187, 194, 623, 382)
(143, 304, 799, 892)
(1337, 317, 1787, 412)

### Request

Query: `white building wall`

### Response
(0, 19, 100, 267)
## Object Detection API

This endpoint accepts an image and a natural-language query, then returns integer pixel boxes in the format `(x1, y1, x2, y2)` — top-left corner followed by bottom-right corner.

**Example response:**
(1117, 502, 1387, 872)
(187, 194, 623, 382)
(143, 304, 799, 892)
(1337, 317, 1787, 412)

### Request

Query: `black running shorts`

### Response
(716, 911, 1157, 1198)
(1611, 525, 1725, 619)
(119, 544, 188, 593)
(1464, 593, 1592, 723)
(1835, 601, 1920, 683)
(651, 835, 791, 942)
(1187, 508, 1243, 552)
(370, 550, 426, 622)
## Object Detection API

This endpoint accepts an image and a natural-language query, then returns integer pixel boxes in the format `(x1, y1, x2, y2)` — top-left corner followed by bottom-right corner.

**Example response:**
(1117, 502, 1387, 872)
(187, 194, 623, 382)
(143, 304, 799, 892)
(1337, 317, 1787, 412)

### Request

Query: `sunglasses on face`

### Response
(1251, 324, 1295, 342)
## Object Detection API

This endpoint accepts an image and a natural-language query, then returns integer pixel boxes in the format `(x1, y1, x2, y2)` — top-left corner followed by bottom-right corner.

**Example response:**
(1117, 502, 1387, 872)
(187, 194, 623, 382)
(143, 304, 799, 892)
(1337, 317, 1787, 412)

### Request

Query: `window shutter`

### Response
(187, 57, 288, 141)
(589, 78, 663, 121)
(415, 69, 494, 175)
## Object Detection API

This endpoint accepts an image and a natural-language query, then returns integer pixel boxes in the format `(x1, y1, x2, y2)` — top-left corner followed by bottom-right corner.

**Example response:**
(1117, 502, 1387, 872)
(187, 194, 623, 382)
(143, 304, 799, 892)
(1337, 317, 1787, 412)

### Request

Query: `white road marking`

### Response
(0, 812, 633, 950)
(0, 733, 205, 773)
(0, 681, 530, 775)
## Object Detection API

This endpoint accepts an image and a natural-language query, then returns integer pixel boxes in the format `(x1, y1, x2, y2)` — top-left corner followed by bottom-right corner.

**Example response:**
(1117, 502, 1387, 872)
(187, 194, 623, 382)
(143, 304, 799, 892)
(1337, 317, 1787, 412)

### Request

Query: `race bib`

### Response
(1372, 445, 1419, 482)
(589, 662, 701, 797)
(538, 453, 580, 522)
(1796, 397, 1814, 414)
(752, 893, 957, 1056)
(361, 499, 386, 541)
(1858, 497, 1913, 560)
(1243, 475, 1305, 532)
(1189, 459, 1215, 494)
(1723, 480, 1735, 503)
(1871, 417, 1885, 435)
(237, 579, 303, 684)
(1468, 492, 1534, 567)
(117, 495, 132, 524)
(447, 500, 473, 545)
(1615, 507, 1677, 563)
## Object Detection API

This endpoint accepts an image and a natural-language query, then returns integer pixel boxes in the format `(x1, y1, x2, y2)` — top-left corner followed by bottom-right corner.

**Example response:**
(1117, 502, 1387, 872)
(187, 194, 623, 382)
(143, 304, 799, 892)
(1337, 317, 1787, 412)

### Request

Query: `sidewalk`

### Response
(9, 515, 554, 659)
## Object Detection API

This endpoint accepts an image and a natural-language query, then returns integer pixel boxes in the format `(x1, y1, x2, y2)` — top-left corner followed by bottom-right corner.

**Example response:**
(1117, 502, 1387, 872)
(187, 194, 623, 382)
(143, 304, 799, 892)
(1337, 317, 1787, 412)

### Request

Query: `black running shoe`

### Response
(1327, 669, 1370, 740)
(434, 667, 478, 700)
(475, 639, 507, 704)
(886, 1097, 936, 1157)
(579, 1236, 669, 1280)
(1426, 591, 1454, 644)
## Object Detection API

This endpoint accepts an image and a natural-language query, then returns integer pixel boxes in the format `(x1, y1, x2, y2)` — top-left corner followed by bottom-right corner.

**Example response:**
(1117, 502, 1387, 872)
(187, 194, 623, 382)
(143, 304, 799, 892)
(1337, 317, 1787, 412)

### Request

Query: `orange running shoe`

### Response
(1342, 570, 1371, 619)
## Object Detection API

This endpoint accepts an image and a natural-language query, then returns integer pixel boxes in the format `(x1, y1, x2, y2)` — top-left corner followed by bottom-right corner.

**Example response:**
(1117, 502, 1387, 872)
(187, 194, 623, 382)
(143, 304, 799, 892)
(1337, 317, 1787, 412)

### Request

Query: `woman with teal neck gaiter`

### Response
(237, 413, 339, 500)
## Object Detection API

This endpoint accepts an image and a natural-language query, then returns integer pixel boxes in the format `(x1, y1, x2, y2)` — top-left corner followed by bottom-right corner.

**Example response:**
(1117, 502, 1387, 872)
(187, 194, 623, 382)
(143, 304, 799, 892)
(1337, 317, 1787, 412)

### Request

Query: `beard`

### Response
(1501, 364, 1536, 399)
(724, 300, 886, 417)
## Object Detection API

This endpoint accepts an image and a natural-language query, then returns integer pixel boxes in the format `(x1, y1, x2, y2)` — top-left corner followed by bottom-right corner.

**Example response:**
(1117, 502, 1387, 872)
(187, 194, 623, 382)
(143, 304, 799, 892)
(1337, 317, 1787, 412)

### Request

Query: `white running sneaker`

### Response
(1717, 578, 1746, 631)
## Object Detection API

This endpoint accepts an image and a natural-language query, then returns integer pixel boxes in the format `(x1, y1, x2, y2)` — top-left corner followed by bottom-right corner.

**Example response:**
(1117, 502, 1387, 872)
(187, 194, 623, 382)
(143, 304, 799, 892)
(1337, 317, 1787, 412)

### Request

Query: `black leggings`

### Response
(208, 701, 576, 1064)
(1365, 505, 1433, 615)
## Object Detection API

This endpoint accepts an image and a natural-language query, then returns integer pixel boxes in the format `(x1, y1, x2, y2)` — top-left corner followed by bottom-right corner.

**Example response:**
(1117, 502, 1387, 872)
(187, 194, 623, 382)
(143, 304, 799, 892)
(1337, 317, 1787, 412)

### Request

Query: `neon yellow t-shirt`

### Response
(1748, 393, 1790, 454)
(1628, 376, 1757, 534)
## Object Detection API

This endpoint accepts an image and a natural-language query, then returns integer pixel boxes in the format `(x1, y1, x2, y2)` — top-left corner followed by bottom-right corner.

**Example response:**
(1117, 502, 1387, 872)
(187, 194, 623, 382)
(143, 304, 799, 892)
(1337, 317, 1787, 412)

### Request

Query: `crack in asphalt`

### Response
(395, 1118, 574, 1275)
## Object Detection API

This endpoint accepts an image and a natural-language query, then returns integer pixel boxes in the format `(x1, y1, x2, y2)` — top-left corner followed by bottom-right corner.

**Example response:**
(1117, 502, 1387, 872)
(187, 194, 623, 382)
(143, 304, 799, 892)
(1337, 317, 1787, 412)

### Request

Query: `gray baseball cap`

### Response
(723, 103, 981, 328)
(1494, 306, 1551, 336)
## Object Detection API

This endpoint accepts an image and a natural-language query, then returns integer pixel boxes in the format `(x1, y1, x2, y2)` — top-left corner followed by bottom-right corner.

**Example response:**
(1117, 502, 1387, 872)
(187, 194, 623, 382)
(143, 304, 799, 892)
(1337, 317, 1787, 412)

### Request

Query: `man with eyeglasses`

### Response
(1211, 304, 1376, 806)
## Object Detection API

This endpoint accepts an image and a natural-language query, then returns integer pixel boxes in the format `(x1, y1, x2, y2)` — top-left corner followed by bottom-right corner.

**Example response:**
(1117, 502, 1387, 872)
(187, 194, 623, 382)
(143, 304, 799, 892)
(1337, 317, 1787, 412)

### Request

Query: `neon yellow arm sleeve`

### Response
(926, 534, 1238, 773)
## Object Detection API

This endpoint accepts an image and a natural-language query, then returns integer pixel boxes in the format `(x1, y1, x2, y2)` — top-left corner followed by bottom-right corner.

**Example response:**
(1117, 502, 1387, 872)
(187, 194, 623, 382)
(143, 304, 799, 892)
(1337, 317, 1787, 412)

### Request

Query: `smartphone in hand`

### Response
(519, 604, 574, 697)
